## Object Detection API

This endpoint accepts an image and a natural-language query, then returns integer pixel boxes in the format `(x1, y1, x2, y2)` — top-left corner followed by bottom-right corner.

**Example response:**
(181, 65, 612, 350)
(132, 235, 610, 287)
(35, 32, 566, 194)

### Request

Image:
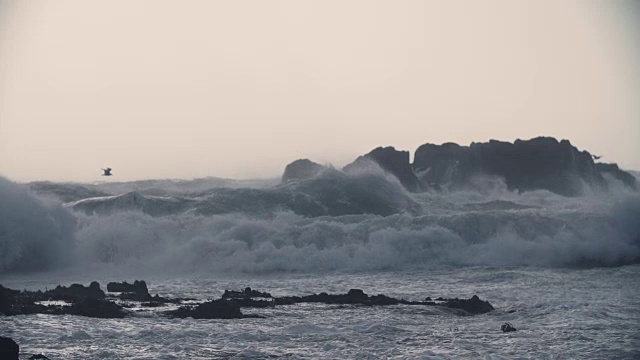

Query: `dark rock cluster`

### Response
(1, 282, 495, 319)
(1, 283, 125, 318)
(1, 281, 497, 357)
(0, 336, 19, 360)
(167, 300, 244, 319)
(282, 159, 326, 182)
(283, 137, 637, 197)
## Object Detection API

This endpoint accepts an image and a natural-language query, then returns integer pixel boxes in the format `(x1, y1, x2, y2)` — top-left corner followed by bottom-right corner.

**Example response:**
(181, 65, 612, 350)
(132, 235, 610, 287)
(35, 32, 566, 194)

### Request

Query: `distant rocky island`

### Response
(283, 136, 637, 197)
(27, 137, 637, 218)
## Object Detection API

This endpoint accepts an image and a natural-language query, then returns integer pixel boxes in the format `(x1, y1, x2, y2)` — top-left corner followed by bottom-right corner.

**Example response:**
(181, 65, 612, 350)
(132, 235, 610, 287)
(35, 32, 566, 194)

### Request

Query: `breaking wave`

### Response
(1, 172, 639, 274)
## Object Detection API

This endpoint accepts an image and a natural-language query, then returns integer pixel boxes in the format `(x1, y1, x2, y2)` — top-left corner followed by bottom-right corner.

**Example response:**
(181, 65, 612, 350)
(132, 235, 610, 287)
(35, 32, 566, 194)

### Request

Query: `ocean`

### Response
(1, 172, 639, 359)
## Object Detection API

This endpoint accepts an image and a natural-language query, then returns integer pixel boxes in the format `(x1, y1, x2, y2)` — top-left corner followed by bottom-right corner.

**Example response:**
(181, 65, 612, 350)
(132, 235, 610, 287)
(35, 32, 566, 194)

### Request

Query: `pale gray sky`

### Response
(1, 0, 638, 182)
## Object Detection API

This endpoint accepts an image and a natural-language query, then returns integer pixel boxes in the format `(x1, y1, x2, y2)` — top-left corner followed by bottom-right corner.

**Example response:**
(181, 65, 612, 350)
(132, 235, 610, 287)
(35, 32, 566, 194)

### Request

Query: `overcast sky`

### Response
(1, 0, 638, 182)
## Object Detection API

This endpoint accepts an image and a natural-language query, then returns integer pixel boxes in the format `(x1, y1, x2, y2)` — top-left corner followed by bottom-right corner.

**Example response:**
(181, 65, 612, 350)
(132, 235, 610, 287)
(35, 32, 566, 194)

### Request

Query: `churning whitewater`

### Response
(2, 168, 639, 275)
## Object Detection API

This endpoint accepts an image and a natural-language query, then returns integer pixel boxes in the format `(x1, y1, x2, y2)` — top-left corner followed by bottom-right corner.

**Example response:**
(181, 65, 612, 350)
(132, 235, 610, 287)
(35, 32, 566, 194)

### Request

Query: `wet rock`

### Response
(595, 163, 637, 189)
(344, 147, 421, 192)
(107, 280, 149, 294)
(66, 298, 126, 318)
(501, 322, 517, 332)
(118, 291, 152, 302)
(45, 282, 105, 302)
(0, 336, 19, 360)
(282, 159, 326, 182)
(28, 354, 51, 360)
(444, 295, 495, 315)
(167, 300, 243, 319)
(412, 137, 634, 196)
(275, 289, 399, 306)
(222, 287, 272, 299)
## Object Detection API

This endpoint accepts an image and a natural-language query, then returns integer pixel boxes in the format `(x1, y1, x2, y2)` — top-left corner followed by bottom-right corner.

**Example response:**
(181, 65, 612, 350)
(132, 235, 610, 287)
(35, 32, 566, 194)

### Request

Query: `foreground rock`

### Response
(167, 300, 243, 319)
(0, 336, 19, 360)
(66, 298, 126, 318)
(273, 289, 494, 315)
(1, 282, 125, 318)
(2, 282, 495, 320)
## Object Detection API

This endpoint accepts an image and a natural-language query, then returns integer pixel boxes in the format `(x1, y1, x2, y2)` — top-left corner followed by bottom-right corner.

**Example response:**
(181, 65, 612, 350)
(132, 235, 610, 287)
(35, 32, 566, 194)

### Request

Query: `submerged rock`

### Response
(0, 336, 19, 360)
(28, 354, 51, 360)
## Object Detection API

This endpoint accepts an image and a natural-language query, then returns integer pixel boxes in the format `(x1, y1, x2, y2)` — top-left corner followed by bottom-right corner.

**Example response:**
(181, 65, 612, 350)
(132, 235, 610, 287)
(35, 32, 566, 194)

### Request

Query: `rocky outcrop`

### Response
(0, 337, 19, 360)
(413, 137, 616, 196)
(222, 287, 272, 299)
(595, 163, 637, 190)
(45, 281, 106, 302)
(282, 159, 326, 182)
(2, 282, 495, 320)
(443, 294, 495, 314)
(1, 282, 125, 318)
(107, 280, 149, 294)
(66, 298, 126, 318)
(273, 289, 494, 314)
(167, 300, 243, 319)
(344, 147, 421, 192)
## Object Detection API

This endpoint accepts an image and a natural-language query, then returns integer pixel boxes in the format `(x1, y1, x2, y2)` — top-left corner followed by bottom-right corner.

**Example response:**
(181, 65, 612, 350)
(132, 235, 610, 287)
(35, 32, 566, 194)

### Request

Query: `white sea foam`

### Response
(1, 173, 639, 275)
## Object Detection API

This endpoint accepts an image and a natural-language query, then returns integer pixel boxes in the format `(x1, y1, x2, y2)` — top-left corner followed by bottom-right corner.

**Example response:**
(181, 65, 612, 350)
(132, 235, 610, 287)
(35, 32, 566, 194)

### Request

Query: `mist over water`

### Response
(1, 170, 639, 276)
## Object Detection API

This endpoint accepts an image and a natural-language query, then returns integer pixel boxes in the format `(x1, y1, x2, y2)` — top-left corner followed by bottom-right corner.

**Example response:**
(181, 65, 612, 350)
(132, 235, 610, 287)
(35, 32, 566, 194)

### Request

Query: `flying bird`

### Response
(102, 168, 113, 176)
(592, 154, 602, 160)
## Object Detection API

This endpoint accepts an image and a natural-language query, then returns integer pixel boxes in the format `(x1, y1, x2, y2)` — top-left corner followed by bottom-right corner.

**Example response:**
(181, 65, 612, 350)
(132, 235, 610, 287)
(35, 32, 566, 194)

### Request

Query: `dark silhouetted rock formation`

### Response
(107, 280, 149, 294)
(222, 287, 272, 299)
(344, 147, 421, 192)
(0, 336, 19, 360)
(273, 289, 494, 314)
(66, 298, 126, 318)
(28, 354, 51, 360)
(168, 300, 243, 319)
(444, 295, 495, 314)
(1, 283, 124, 318)
(595, 163, 637, 190)
(45, 281, 105, 302)
(412, 137, 629, 196)
(282, 159, 326, 182)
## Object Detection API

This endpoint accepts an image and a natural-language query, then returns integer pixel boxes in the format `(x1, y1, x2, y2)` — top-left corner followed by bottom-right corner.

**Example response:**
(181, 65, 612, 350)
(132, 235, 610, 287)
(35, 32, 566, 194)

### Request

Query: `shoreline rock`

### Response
(1, 282, 495, 319)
